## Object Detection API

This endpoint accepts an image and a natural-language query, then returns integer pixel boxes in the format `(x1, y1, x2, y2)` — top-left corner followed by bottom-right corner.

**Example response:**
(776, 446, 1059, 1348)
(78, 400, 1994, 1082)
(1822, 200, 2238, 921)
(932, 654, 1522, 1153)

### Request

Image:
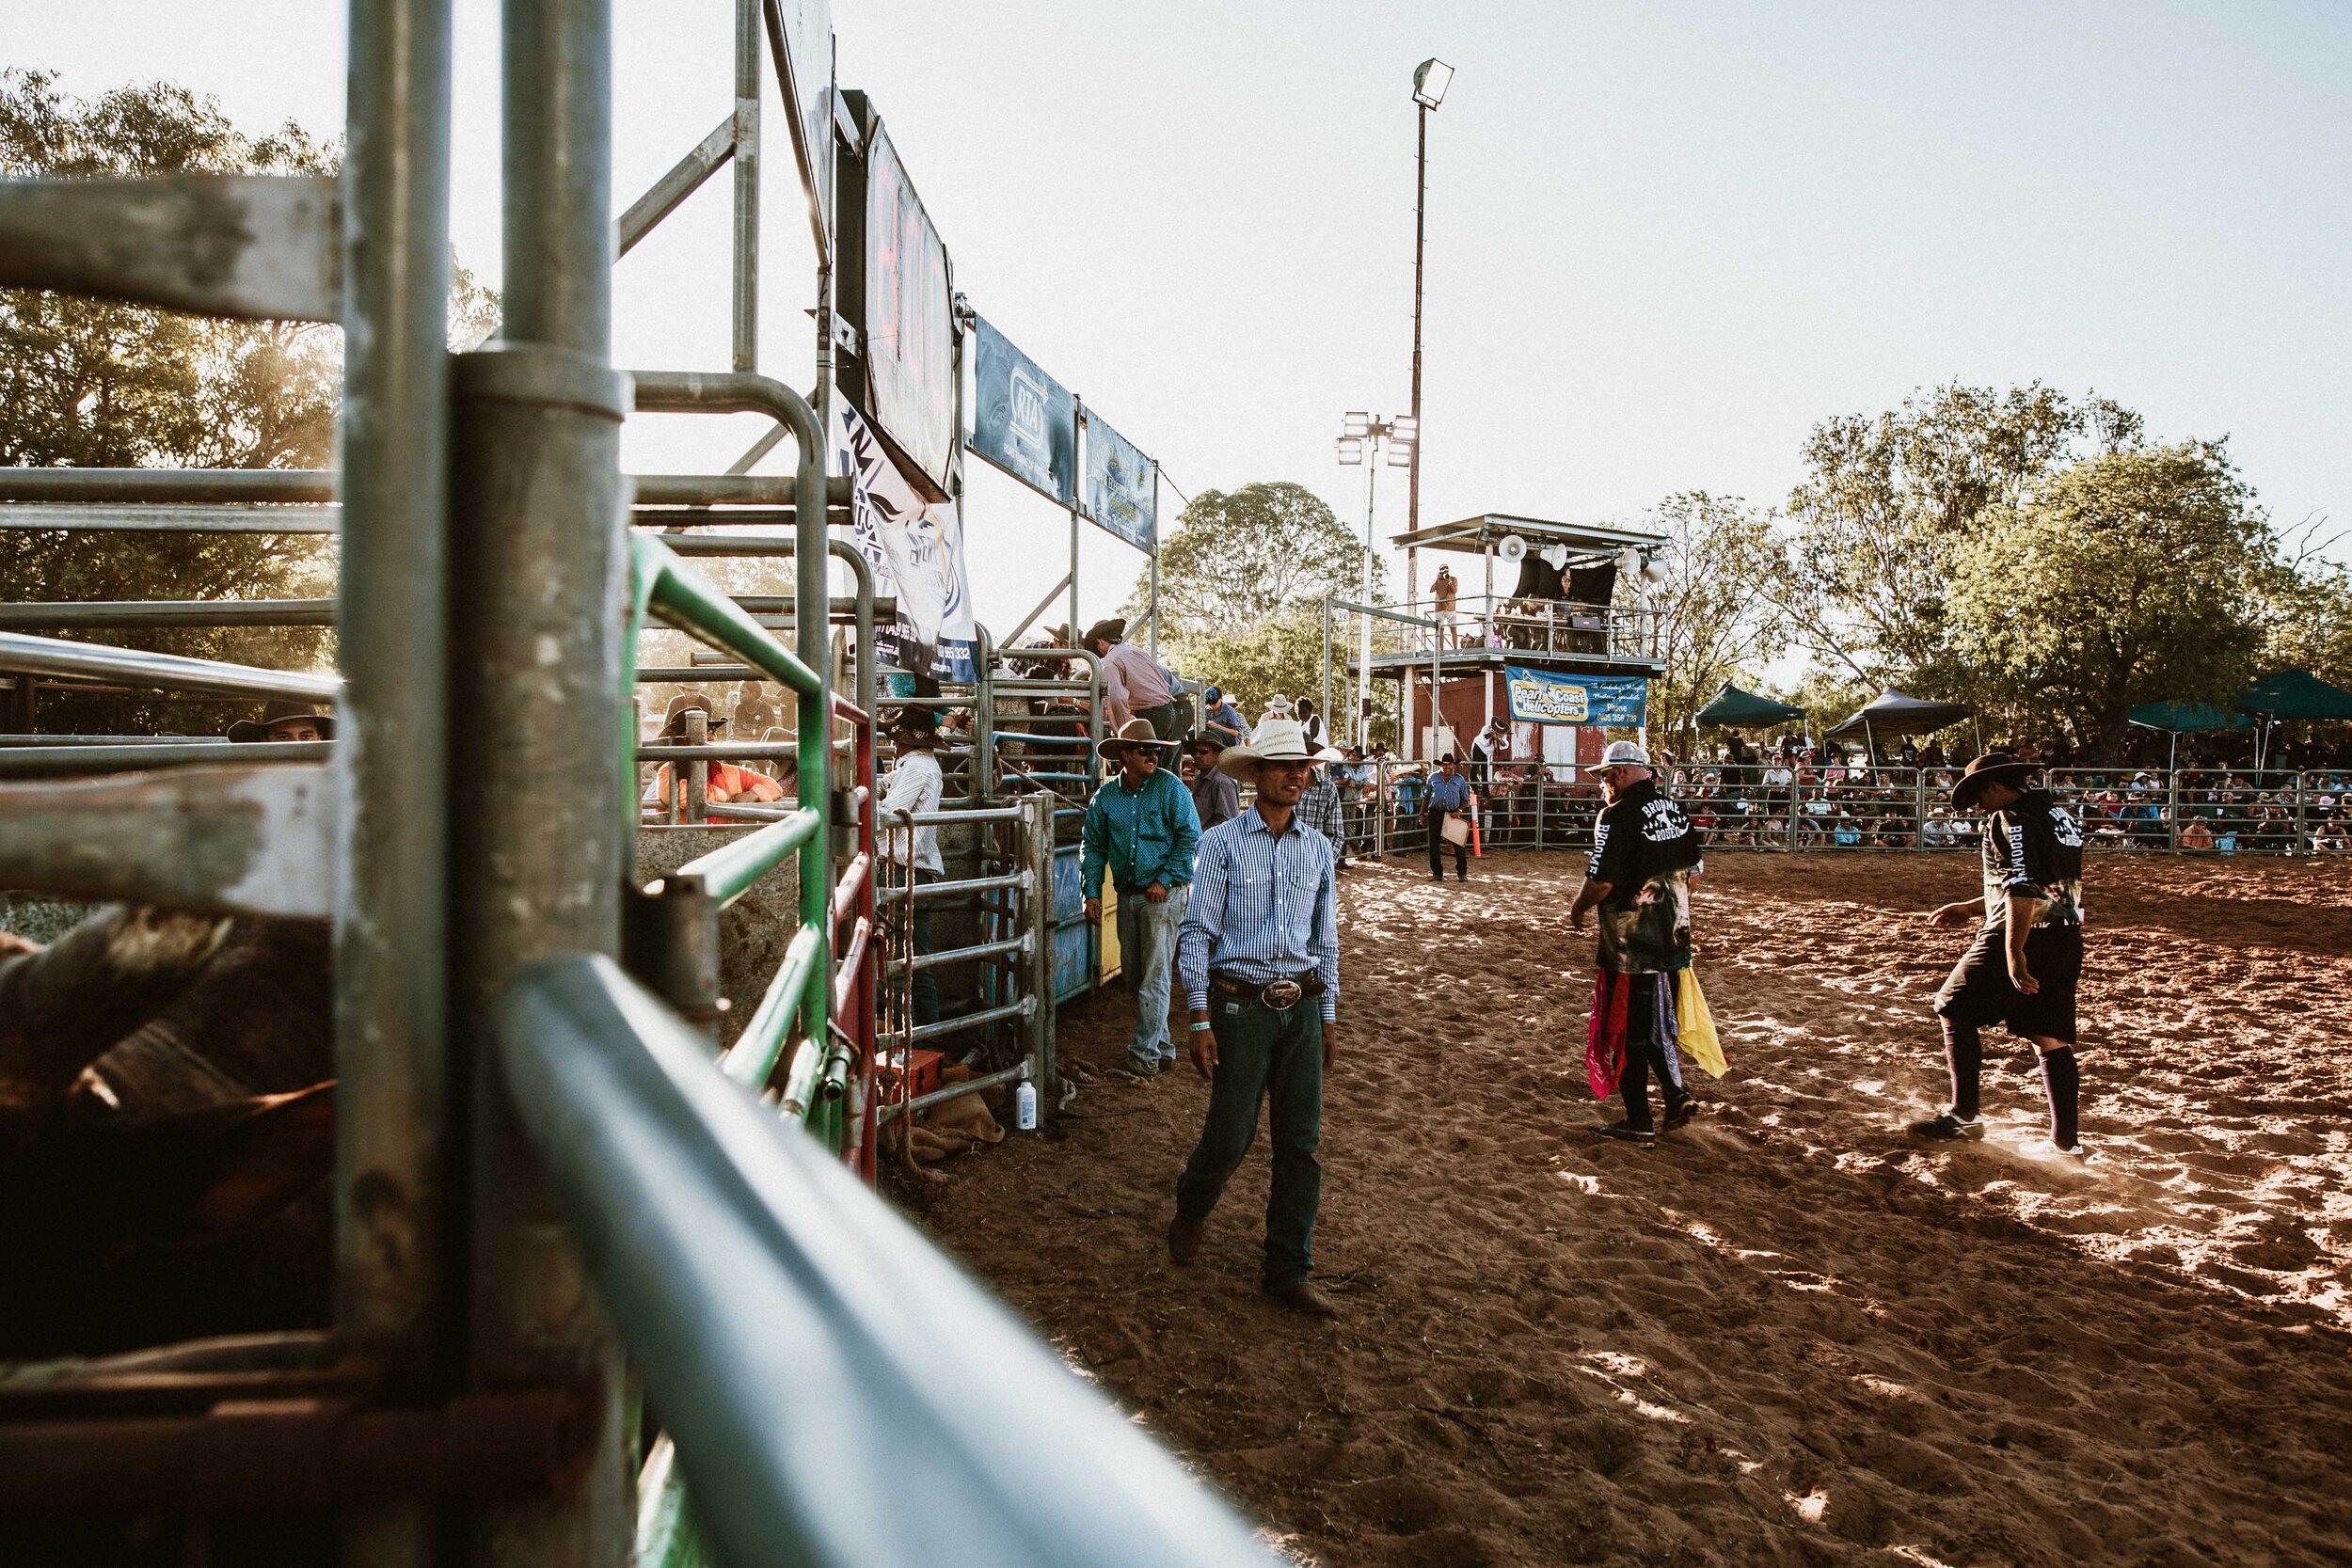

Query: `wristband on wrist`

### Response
(1189, 1020, 1215, 1034)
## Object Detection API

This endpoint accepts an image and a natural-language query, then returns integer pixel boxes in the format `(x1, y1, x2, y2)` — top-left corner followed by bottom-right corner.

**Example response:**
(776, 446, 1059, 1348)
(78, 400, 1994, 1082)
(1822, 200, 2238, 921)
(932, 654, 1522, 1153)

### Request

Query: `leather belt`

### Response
(1210, 971, 1324, 1012)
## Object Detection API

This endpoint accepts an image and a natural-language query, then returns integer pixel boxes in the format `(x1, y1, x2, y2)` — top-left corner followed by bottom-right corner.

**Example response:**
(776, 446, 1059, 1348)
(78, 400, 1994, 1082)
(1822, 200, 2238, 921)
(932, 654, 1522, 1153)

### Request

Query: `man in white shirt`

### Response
(1085, 617, 1185, 743)
(881, 705, 947, 1024)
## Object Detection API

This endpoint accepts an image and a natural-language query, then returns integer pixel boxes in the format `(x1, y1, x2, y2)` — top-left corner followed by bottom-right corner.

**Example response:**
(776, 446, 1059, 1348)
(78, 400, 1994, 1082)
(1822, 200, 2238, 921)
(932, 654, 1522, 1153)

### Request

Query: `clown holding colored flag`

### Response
(1569, 740, 1727, 1140)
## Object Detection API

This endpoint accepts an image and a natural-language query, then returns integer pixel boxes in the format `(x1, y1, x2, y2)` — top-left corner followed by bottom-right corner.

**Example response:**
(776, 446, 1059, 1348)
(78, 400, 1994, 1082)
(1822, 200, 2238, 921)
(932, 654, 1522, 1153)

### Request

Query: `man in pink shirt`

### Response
(1085, 617, 1184, 744)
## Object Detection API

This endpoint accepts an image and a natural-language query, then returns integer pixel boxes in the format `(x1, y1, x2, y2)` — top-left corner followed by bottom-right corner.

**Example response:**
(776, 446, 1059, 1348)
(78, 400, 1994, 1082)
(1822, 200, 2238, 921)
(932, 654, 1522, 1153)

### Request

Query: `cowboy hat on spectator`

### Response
(656, 690, 723, 740)
(1216, 717, 1315, 779)
(1097, 716, 1179, 762)
(1081, 618, 1127, 647)
(229, 700, 336, 743)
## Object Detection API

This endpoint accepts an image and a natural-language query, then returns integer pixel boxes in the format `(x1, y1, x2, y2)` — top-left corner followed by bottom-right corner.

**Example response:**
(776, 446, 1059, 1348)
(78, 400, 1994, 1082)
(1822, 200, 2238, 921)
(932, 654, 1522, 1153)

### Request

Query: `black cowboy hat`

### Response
(1185, 730, 1230, 753)
(1080, 617, 1126, 646)
(1950, 752, 2039, 809)
(228, 700, 336, 743)
(888, 704, 944, 739)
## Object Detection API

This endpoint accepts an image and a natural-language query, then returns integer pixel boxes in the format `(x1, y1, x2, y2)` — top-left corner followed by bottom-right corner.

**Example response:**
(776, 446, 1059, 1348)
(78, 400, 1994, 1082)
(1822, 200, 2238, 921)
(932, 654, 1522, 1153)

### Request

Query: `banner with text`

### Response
(968, 316, 1077, 508)
(834, 400, 977, 682)
(1503, 666, 1648, 727)
(1081, 408, 1156, 554)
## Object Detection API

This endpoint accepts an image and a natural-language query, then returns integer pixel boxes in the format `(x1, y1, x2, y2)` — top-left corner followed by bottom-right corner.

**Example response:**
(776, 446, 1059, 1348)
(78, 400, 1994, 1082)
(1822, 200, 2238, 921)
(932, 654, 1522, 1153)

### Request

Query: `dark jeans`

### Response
(1425, 809, 1468, 877)
(1137, 701, 1186, 745)
(911, 869, 939, 1027)
(1617, 972, 1690, 1131)
(1174, 990, 1325, 1288)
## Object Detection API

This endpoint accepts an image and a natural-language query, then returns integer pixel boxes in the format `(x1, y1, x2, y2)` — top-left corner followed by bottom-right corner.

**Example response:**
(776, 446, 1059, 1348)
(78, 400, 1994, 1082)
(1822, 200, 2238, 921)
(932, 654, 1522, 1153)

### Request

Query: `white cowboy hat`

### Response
(1598, 739, 1650, 768)
(1311, 746, 1349, 763)
(1217, 717, 1314, 778)
(1096, 716, 1180, 761)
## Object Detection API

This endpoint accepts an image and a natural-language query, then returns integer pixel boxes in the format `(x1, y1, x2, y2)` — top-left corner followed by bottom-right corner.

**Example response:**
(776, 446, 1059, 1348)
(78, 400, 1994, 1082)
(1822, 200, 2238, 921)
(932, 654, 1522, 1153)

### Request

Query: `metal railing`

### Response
(1393, 591, 1663, 661)
(500, 954, 1276, 1568)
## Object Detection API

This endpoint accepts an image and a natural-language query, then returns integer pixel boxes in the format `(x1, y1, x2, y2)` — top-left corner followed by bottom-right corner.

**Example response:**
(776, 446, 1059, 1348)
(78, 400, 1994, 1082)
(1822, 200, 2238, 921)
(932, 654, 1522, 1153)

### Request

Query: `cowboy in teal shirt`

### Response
(1082, 720, 1203, 1073)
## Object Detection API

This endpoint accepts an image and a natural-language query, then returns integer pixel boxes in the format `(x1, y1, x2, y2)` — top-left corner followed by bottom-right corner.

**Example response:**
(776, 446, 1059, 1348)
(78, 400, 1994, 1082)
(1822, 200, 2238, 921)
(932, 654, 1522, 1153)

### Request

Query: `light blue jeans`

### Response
(1118, 881, 1189, 1069)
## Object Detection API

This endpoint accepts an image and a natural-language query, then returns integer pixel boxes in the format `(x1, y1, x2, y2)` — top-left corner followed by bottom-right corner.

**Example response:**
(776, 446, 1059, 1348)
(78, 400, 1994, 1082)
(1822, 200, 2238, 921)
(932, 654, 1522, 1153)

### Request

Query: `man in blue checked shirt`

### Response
(1168, 716, 1343, 1318)
(1082, 718, 1201, 1076)
(1424, 753, 1474, 882)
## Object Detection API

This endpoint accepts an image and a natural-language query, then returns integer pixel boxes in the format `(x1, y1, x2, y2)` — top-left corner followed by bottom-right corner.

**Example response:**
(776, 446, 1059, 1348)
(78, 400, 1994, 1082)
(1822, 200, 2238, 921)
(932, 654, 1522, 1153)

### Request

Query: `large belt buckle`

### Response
(1260, 978, 1304, 1012)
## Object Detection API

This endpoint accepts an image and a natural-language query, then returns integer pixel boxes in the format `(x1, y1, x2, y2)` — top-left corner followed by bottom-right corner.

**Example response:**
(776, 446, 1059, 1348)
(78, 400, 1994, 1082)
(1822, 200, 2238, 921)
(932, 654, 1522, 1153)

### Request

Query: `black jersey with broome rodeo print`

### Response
(1980, 788, 2085, 927)
(1587, 777, 1706, 974)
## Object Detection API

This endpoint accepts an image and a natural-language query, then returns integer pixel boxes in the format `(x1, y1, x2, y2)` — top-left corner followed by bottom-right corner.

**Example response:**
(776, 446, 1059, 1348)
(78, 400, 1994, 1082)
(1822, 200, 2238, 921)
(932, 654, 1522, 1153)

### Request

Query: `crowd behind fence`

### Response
(1309, 760, 2352, 860)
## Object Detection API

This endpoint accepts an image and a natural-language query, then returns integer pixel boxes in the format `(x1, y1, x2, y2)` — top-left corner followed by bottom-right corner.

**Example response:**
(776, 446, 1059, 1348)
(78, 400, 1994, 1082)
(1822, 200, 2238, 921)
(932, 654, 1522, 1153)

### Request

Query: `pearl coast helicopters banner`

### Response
(1503, 665, 1649, 727)
(834, 402, 977, 682)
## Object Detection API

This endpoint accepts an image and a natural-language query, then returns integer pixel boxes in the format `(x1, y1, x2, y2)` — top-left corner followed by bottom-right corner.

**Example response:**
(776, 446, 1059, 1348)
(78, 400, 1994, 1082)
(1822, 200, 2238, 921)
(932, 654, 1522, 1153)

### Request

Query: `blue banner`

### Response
(968, 316, 1077, 508)
(1082, 409, 1156, 554)
(1504, 666, 1648, 726)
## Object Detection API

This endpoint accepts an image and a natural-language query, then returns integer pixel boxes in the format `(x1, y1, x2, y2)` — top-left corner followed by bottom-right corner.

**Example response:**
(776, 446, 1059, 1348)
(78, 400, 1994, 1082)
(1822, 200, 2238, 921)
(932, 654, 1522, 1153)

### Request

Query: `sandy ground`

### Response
(904, 851, 2352, 1567)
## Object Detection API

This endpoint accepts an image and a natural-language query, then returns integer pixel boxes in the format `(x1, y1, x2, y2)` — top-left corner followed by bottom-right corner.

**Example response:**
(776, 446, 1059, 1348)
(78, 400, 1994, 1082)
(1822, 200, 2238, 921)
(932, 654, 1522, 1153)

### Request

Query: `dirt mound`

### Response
(913, 851, 2352, 1565)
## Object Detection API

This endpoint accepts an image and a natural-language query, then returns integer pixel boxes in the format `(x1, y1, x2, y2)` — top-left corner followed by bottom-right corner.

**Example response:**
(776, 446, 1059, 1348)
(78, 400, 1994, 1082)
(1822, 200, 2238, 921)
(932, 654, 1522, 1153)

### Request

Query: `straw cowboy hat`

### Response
(1216, 717, 1315, 779)
(228, 700, 336, 743)
(1097, 716, 1179, 761)
(1312, 746, 1348, 763)
(1950, 752, 2039, 810)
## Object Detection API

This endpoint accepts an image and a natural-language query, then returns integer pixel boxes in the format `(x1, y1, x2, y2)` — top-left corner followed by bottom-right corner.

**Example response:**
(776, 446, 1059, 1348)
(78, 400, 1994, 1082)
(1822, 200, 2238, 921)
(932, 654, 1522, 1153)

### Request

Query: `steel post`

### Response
(729, 0, 760, 372)
(458, 0, 631, 1560)
(1028, 790, 1057, 1107)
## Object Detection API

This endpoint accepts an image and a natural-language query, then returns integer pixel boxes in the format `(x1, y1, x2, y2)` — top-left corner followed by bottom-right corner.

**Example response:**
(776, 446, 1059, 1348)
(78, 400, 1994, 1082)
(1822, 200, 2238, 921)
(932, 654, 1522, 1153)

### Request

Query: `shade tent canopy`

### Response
(2125, 700, 2252, 735)
(1824, 689, 1974, 739)
(2234, 669, 2352, 721)
(1697, 684, 1806, 728)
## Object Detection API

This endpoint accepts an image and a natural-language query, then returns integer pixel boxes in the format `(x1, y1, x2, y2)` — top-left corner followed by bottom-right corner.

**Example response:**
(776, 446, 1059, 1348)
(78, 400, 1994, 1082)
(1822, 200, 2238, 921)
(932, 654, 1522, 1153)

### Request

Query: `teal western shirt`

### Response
(1081, 768, 1201, 895)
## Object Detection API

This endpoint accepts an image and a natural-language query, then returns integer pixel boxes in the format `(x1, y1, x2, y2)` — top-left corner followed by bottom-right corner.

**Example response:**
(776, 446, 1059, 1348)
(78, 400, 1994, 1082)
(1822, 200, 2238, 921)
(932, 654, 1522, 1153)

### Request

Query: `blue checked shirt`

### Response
(1178, 806, 1341, 1022)
(1424, 771, 1472, 813)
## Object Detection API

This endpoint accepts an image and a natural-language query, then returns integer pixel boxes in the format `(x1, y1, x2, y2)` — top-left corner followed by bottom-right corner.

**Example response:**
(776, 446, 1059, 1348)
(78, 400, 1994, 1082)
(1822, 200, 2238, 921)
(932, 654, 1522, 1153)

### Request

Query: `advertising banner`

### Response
(1082, 409, 1156, 554)
(767, 0, 834, 259)
(1503, 665, 1648, 727)
(860, 119, 955, 491)
(968, 316, 1076, 508)
(834, 401, 976, 682)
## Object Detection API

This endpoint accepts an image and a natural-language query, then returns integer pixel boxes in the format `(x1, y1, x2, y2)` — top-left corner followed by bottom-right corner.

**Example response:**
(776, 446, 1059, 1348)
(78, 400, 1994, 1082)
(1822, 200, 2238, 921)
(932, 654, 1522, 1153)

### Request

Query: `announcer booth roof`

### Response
(1390, 513, 1668, 557)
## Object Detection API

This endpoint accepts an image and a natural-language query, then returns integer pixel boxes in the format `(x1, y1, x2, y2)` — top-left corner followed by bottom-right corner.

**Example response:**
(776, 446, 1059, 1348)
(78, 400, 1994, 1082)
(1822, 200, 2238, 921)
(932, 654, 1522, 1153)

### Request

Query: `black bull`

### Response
(0, 906, 334, 1357)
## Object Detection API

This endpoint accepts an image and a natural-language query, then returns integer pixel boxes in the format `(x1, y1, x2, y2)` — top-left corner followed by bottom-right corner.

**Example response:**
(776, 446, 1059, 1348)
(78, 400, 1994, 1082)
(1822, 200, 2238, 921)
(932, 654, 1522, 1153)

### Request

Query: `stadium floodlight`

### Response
(1336, 436, 1366, 466)
(1387, 444, 1413, 468)
(1413, 59, 1454, 109)
(1390, 415, 1418, 440)
(1342, 411, 1373, 438)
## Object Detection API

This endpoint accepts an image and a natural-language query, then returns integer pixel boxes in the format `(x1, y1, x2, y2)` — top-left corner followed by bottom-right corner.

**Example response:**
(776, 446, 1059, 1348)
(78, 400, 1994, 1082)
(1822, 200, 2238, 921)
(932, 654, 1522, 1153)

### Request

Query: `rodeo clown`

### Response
(1914, 753, 2090, 1158)
(1569, 740, 1725, 1141)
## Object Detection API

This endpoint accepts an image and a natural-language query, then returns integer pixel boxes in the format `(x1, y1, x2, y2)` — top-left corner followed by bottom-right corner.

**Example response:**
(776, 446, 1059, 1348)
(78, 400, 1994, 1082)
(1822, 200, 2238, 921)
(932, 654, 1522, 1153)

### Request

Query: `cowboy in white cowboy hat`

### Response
(1168, 715, 1343, 1317)
(881, 702, 949, 1025)
(1081, 718, 1200, 1076)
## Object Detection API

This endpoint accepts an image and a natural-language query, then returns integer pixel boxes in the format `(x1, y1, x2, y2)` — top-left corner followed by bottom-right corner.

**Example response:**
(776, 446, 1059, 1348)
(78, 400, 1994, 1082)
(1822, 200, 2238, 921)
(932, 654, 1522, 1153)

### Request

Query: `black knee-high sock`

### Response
(2040, 1046, 2079, 1148)
(1619, 1037, 1654, 1128)
(1942, 1018, 1982, 1120)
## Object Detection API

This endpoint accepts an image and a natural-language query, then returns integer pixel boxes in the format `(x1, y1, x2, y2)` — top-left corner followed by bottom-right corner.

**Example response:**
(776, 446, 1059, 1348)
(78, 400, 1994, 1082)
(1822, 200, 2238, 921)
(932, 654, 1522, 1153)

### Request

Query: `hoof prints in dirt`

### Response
(915, 853, 2352, 1566)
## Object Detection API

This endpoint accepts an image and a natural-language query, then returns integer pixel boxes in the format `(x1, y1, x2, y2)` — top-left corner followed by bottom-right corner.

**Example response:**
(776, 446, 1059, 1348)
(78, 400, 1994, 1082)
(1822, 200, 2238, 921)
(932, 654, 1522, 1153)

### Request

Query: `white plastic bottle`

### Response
(1014, 1080, 1039, 1132)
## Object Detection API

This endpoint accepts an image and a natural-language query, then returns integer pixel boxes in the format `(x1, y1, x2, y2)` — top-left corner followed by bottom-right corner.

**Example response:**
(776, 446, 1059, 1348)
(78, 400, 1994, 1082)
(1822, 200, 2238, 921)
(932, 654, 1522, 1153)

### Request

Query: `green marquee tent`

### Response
(2124, 700, 2251, 734)
(1696, 684, 1806, 728)
(2235, 669, 2352, 721)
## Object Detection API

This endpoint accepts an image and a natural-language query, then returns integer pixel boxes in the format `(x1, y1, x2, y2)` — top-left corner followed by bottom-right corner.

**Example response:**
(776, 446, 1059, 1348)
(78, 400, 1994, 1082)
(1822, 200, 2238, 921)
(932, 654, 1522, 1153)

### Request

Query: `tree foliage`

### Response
(1641, 492, 1788, 750)
(0, 70, 343, 733)
(1141, 482, 1374, 646)
(1772, 381, 2140, 688)
(1946, 441, 2275, 758)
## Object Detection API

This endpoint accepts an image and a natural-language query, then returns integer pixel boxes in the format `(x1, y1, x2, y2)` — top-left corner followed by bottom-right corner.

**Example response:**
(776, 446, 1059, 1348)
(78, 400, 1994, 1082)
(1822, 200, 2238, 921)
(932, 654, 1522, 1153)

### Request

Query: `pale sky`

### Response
(17, 0, 2352, 636)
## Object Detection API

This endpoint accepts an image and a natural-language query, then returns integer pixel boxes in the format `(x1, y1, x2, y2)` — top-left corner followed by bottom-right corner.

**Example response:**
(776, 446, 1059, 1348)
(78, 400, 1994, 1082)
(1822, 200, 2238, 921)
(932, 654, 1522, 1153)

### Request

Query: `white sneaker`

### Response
(2021, 1139, 2090, 1161)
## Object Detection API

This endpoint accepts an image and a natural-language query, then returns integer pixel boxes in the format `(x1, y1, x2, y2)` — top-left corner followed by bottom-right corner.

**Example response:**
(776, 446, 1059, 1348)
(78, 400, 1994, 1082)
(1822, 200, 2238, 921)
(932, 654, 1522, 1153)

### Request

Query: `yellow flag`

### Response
(1677, 969, 1728, 1079)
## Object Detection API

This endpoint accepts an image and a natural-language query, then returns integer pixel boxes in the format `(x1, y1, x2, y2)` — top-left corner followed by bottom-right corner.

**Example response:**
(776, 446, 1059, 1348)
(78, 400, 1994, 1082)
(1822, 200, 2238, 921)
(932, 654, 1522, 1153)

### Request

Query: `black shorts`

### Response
(1934, 922, 2082, 1043)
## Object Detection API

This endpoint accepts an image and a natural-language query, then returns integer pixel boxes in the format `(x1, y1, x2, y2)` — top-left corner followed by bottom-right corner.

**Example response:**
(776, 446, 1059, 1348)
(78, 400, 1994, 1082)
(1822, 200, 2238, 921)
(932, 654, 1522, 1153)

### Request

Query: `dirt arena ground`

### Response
(907, 851, 2352, 1567)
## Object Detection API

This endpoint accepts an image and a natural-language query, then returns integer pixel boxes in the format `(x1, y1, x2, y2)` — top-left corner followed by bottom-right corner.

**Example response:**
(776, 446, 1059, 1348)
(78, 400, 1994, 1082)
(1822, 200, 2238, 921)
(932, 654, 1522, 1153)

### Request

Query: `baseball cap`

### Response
(1598, 740, 1650, 768)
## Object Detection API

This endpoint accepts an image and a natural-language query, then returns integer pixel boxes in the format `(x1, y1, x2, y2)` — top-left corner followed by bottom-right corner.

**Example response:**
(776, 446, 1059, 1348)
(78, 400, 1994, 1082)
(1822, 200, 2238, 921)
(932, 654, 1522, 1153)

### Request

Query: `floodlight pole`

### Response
(1359, 456, 1377, 751)
(1406, 97, 1429, 615)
